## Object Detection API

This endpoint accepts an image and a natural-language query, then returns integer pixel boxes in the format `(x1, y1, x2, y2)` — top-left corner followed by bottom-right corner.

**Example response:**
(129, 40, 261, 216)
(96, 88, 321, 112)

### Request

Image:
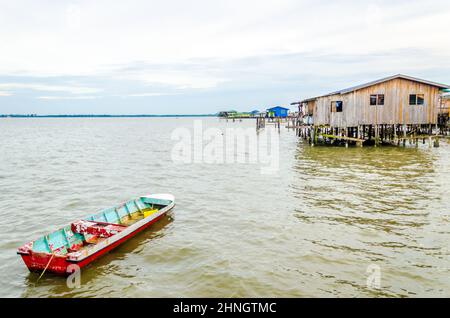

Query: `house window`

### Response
(417, 94, 424, 105)
(370, 95, 377, 105)
(410, 94, 425, 105)
(370, 94, 384, 105)
(331, 101, 343, 112)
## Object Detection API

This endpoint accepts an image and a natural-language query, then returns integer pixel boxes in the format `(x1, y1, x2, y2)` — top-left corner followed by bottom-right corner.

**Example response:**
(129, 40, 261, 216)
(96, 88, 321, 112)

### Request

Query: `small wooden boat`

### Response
(17, 194, 175, 275)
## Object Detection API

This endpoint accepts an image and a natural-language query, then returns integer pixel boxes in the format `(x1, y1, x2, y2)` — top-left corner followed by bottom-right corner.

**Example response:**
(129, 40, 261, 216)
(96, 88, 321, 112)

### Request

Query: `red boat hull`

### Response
(20, 212, 166, 276)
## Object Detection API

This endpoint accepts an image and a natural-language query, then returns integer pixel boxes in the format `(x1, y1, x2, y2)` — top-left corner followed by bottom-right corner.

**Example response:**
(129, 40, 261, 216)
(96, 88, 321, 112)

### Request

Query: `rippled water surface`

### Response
(0, 118, 449, 297)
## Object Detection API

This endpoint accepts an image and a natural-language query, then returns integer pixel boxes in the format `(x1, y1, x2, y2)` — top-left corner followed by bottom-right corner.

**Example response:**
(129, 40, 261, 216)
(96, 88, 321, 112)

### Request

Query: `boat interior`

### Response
(30, 196, 170, 256)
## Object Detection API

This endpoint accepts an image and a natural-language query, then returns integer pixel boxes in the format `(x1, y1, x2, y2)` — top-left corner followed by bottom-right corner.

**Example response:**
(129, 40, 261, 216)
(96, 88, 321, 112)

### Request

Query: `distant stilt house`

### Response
(218, 110, 238, 118)
(250, 110, 260, 117)
(291, 74, 450, 146)
(218, 110, 259, 119)
(266, 106, 289, 118)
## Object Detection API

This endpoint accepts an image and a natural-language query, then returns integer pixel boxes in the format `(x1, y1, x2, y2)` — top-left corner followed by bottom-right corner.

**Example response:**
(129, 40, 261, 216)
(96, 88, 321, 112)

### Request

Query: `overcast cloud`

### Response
(0, 0, 449, 114)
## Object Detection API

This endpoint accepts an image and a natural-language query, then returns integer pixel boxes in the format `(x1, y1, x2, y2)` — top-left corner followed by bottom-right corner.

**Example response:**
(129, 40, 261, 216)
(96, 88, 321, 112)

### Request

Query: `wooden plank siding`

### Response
(311, 78, 441, 127)
(443, 98, 450, 114)
(306, 100, 315, 115)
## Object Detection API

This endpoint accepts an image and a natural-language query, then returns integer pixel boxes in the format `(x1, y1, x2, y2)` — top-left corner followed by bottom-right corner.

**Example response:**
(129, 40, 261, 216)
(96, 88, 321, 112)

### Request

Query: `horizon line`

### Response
(0, 114, 218, 118)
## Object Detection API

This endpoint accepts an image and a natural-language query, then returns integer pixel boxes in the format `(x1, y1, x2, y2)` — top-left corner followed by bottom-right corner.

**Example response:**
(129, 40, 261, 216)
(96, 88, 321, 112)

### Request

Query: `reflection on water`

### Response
(0, 118, 449, 297)
(290, 145, 450, 297)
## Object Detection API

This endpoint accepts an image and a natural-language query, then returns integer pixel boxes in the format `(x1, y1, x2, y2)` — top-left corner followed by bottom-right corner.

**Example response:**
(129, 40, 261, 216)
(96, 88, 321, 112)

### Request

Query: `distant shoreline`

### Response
(0, 114, 217, 118)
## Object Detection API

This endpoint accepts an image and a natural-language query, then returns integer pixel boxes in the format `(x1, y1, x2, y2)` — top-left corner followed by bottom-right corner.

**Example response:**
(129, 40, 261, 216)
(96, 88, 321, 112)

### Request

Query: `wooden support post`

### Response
(393, 124, 396, 142)
(434, 137, 440, 148)
(345, 127, 348, 148)
(374, 125, 379, 147)
(314, 126, 318, 145)
(380, 125, 383, 143)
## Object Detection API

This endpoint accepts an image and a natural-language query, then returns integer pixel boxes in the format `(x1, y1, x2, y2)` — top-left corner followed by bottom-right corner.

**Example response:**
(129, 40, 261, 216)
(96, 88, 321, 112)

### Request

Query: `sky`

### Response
(0, 0, 450, 115)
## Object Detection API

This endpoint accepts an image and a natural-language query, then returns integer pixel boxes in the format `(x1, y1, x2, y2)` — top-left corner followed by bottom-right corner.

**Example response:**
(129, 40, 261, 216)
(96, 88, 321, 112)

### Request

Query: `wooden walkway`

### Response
(321, 134, 365, 143)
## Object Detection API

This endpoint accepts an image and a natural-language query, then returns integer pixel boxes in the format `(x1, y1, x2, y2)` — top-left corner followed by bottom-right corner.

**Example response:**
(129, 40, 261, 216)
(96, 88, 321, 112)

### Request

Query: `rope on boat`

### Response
(37, 253, 55, 283)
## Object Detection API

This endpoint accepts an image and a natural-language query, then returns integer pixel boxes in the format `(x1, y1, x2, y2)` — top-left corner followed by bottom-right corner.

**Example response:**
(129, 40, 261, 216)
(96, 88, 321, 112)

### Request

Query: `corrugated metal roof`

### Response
(302, 97, 320, 102)
(267, 106, 289, 110)
(299, 74, 450, 103)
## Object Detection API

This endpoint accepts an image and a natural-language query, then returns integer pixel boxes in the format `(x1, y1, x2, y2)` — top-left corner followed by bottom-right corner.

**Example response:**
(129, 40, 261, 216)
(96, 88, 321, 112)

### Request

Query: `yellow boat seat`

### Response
(143, 209, 158, 218)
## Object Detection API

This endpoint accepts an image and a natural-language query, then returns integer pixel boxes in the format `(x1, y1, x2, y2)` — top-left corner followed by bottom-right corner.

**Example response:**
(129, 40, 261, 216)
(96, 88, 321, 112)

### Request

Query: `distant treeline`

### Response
(0, 114, 217, 118)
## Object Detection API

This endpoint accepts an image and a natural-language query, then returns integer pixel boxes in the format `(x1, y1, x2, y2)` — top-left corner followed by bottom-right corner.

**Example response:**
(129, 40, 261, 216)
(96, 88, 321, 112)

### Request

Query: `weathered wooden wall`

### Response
(304, 101, 315, 115)
(443, 98, 450, 114)
(311, 78, 440, 127)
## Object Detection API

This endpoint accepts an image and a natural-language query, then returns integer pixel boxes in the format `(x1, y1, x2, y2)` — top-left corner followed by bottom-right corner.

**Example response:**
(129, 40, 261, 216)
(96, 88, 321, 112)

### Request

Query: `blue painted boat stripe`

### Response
(124, 203, 130, 215)
(114, 208, 122, 223)
(44, 236, 52, 252)
(134, 200, 141, 212)
(61, 229, 69, 246)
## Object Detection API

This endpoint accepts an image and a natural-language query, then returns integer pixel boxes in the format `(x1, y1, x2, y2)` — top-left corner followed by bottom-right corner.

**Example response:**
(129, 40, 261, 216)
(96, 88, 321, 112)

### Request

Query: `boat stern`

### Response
(17, 241, 69, 275)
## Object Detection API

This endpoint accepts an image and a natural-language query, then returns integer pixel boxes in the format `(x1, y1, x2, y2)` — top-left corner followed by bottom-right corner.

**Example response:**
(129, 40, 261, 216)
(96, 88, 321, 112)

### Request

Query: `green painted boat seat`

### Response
(32, 225, 85, 255)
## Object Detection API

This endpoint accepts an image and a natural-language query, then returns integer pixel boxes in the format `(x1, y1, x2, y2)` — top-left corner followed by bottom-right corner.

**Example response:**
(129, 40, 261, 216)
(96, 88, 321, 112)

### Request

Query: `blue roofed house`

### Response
(267, 106, 290, 118)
